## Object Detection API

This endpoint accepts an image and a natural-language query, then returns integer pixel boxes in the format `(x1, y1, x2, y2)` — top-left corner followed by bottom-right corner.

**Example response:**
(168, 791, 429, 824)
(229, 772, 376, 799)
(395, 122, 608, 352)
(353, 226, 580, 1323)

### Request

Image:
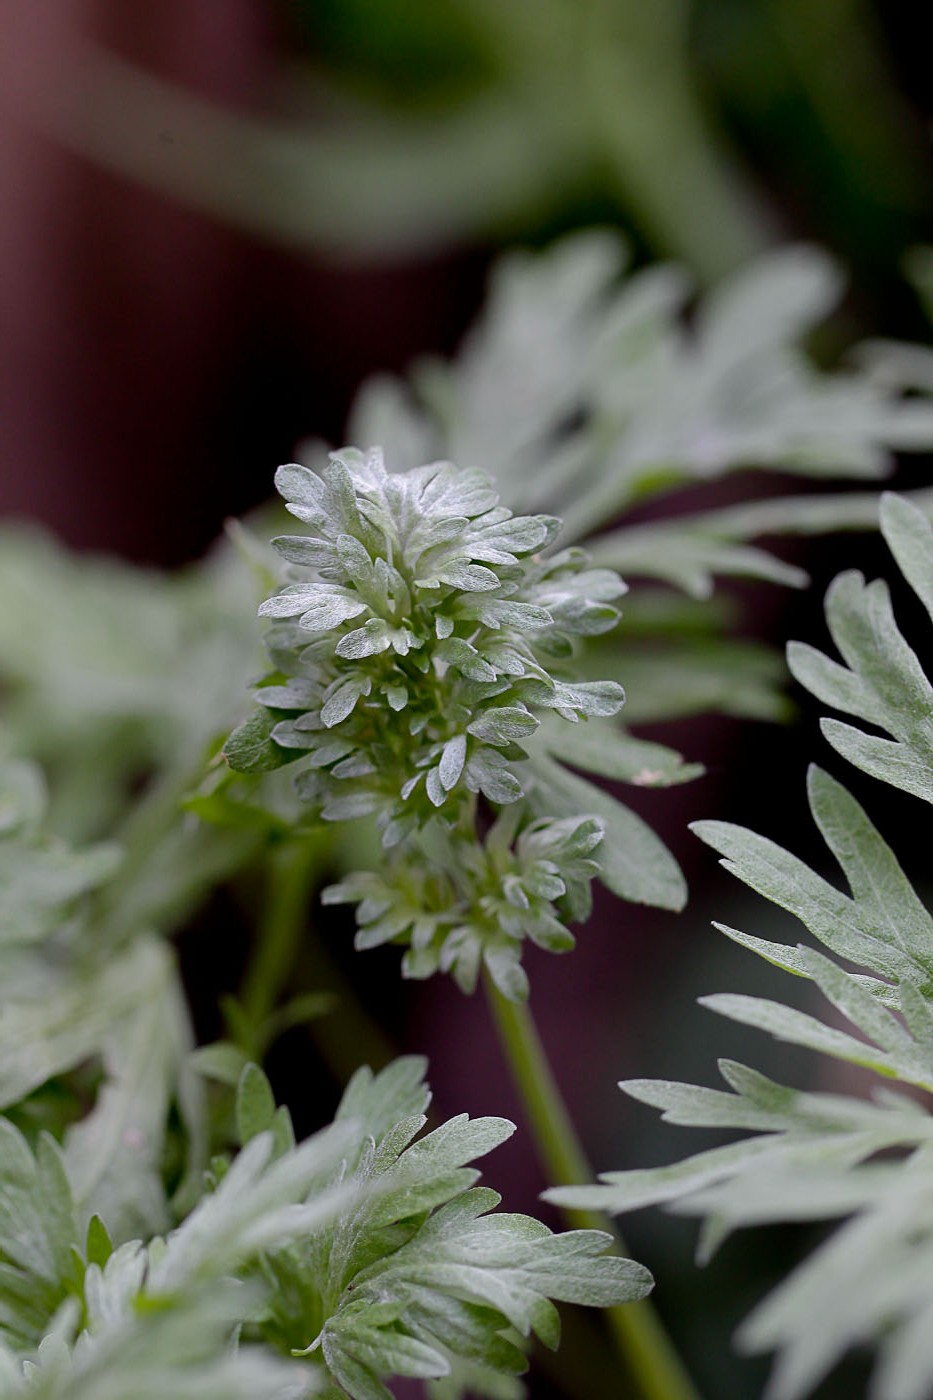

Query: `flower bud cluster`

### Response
(237, 447, 625, 847)
(323, 811, 604, 1001)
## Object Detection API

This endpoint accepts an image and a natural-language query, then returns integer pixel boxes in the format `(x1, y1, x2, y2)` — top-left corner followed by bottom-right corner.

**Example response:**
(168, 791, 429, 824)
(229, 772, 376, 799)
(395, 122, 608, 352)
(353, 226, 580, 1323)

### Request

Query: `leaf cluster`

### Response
(0, 527, 264, 844)
(349, 234, 933, 567)
(246, 1057, 650, 1400)
(550, 496, 933, 1400)
(1, 1056, 649, 1400)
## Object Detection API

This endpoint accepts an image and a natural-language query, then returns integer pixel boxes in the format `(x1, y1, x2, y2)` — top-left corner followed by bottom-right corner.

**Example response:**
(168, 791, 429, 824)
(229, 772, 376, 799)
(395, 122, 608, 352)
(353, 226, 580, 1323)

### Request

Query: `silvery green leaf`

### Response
(537, 717, 703, 787)
(416, 464, 499, 520)
(335, 1056, 431, 1141)
(354, 1200, 650, 1335)
(434, 638, 497, 682)
(257, 680, 321, 710)
(482, 946, 529, 1003)
(235, 1063, 279, 1148)
(634, 483, 933, 549)
(274, 461, 331, 519)
(298, 592, 371, 632)
(0, 839, 122, 947)
(548, 484, 933, 1392)
(426, 767, 447, 808)
(258, 586, 332, 619)
(382, 682, 408, 711)
(459, 599, 552, 630)
(467, 708, 538, 744)
(615, 636, 791, 723)
(431, 562, 500, 593)
(714, 923, 899, 1008)
(321, 678, 370, 728)
(589, 528, 808, 598)
(880, 491, 933, 624)
(523, 912, 575, 954)
(531, 757, 686, 910)
(820, 720, 933, 805)
(336, 620, 391, 660)
(439, 736, 467, 792)
(691, 767, 933, 987)
(464, 751, 524, 804)
(271, 534, 338, 569)
(336, 533, 375, 588)
(785, 640, 882, 723)
(307, 737, 357, 768)
(13, 1283, 316, 1400)
(238, 1057, 647, 1399)
(0, 1123, 76, 1350)
(224, 710, 295, 774)
(525, 678, 624, 719)
(793, 947, 924, 1071)
(699, 245, 842, 364)
(805, 766, 933, 976)
(0, 758, 46, 837)
(326, 1311, 449, 1383)
(63, 942, 192, 1244)
(0, 936, 177, 1109)
(269, 719, 315, 750)
(785, 514, 933, 806)
(331, 753, 376, 780)
(698, 992, 915, 1081)
(322, 790, 381, 821)
(148, 1123, 354, 1294)
(324, 457, 370, 542)
(464, 515, 558, 562)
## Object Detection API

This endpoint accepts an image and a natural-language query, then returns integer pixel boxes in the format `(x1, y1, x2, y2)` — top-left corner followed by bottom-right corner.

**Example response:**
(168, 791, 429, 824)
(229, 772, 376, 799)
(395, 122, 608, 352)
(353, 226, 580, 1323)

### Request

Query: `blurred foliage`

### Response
(23, 0, 919, 289)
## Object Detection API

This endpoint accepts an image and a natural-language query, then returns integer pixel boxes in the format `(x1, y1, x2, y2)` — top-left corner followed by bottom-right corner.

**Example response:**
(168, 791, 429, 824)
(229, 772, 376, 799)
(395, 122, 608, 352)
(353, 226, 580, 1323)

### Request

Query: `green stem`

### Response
(241, 836, 326, 1031)
(484, 976, 701, 1400)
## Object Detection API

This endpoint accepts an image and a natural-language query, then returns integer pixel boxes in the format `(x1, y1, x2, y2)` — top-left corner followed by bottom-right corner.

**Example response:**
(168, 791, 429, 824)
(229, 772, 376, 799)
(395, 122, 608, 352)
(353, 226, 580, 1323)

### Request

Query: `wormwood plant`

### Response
(552, 494, 933, 1399)
(4, 233, 933, 1399)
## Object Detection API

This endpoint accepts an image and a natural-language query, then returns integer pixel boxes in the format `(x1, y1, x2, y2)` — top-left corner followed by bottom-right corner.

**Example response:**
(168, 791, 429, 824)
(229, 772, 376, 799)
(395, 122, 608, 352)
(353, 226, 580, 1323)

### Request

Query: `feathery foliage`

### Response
(0, 1056, 647, 1400)
(550, 495, 933, 1400)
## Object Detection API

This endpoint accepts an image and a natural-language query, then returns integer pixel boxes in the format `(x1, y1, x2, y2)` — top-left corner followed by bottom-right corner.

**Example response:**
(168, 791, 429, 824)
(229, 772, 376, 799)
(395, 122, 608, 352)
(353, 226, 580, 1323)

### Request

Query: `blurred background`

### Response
(3, 1, 932, 561)
(2, 3, 933, 1396)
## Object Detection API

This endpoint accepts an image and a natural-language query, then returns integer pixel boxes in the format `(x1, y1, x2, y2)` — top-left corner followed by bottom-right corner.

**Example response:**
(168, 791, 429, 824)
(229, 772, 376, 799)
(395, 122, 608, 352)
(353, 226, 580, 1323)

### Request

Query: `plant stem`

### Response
(484, 976, 701, 1400)
(241, 836, 325, 1030)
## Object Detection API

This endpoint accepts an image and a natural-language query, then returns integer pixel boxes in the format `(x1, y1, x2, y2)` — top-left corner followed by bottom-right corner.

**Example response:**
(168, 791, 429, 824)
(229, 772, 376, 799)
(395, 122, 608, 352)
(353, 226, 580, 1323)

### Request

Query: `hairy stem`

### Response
(484, 976, 701, 1400)
(241, 836, 326, 1031)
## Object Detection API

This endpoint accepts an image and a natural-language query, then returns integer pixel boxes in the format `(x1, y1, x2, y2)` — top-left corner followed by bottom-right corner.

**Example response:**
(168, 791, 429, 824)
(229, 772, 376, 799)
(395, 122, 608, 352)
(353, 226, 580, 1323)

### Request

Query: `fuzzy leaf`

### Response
(0, 1123, 77, 1350)
(224, 709, 295, 774)
(531, 757, 686, 910)
(537, 717, 703, 787)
